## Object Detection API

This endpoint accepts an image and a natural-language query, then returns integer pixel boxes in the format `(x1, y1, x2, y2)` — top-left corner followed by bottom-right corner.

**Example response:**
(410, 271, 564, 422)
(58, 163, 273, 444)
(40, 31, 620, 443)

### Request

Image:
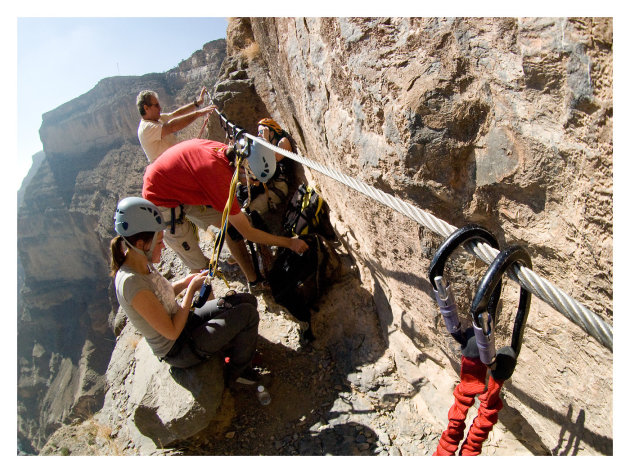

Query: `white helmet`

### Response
(114, 196, 165, 236)
(114, 197, 165, 260)
(238, 137, 276, 183)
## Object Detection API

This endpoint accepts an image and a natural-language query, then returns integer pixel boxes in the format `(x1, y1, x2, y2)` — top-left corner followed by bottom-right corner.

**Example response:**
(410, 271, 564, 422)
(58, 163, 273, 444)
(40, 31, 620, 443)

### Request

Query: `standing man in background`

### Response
(136, 86, 215, 163)
(135, 87, 216, 271)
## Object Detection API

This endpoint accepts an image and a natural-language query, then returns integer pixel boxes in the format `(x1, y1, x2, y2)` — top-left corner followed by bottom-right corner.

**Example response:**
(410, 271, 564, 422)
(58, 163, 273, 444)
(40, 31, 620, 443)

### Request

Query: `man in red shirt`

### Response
(143, 138, 308, 287)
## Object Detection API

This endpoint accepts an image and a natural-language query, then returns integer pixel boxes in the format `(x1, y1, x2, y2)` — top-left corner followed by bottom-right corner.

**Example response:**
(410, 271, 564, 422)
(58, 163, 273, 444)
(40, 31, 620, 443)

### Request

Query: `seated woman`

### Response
(237, 118, 294, 215)
(111, 196, 261, 385)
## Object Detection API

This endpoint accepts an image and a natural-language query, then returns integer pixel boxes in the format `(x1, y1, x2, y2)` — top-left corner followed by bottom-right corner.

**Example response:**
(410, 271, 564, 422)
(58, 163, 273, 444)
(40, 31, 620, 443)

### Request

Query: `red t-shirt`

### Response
(142, 139, 241, 215)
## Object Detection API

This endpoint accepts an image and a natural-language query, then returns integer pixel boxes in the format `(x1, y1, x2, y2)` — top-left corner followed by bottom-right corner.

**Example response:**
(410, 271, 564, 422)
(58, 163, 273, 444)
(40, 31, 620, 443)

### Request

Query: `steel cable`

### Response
(208, 106, 611, 351)
(243, 132, 612, 351)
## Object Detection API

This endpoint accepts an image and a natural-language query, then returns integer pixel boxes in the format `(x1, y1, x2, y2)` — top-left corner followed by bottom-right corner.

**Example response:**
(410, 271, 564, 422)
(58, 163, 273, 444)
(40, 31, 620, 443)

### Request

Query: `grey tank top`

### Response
(115, 264, 180, 357)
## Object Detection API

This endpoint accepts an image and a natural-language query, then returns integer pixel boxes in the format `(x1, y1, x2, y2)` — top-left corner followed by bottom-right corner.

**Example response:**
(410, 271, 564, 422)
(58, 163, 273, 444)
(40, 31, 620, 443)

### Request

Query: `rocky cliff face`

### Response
(20, 17, 613, 456)
(17, 39, 227, 453)
(234, 17, 612, 454)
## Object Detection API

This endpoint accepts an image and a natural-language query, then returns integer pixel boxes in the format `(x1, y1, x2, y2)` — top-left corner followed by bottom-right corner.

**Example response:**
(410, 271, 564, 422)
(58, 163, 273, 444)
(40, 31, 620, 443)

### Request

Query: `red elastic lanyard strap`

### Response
(434, 356, 488, 456)
(459, 376, 504, 456)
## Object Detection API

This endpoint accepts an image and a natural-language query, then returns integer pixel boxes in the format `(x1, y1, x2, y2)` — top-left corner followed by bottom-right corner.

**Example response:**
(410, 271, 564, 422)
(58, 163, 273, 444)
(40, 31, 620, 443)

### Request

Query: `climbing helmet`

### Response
(257, 118, 282, 136)
(238, 137, 276, 183)
(114, 196, 165, 237)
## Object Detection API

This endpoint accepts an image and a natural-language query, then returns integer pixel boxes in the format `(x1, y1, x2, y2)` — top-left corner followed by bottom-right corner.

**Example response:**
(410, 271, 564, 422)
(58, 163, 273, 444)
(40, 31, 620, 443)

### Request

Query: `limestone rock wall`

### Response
(234, 17, 612, 454)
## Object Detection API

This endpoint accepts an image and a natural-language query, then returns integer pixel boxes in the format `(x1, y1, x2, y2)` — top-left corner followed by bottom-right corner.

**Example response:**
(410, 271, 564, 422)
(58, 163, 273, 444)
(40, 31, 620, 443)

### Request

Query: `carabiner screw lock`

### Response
(472, 311, 496, 366)
(432, 276, 462, 339)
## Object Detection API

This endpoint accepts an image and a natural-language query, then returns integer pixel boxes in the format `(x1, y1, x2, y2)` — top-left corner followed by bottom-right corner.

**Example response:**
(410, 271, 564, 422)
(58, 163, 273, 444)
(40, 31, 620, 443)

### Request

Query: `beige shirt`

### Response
(138, 112, 178, 163)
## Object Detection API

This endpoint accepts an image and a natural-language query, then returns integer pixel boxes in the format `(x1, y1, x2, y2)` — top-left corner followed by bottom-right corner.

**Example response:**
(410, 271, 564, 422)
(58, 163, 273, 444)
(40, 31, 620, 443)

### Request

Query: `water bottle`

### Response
(256, 385, 271, 406)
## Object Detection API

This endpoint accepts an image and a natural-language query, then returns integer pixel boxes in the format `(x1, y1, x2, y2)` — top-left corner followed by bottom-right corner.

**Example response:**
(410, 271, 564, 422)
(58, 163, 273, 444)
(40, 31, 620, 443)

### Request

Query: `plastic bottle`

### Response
(256, 385, 271, 406)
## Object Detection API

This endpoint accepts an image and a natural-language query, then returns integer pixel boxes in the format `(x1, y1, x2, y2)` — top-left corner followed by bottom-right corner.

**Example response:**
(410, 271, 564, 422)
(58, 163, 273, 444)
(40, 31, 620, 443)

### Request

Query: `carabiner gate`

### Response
(470, 245, 532, 380)
(428, 224, 501, 347)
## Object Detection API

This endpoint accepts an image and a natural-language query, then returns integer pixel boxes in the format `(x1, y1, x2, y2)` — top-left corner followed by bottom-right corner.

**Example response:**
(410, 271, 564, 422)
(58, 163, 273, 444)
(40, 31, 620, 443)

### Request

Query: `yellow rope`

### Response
(204, 153, 243, 289)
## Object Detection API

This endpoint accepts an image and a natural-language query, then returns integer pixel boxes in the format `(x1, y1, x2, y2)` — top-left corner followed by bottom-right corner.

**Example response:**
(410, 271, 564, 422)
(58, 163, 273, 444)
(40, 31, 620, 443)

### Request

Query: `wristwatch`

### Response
(194, 98, 200, 108)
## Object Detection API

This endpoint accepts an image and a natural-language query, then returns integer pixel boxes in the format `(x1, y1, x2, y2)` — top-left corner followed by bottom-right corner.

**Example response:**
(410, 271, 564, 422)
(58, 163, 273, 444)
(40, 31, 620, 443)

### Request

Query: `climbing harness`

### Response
(428, 225, 502, 456)
(434, 244, 532, 456)
(167, 205, 186, 235)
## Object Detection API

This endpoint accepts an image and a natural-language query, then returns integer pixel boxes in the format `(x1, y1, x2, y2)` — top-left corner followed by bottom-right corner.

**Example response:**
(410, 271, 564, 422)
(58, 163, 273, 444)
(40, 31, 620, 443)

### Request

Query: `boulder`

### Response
(99, 324, 225, 449)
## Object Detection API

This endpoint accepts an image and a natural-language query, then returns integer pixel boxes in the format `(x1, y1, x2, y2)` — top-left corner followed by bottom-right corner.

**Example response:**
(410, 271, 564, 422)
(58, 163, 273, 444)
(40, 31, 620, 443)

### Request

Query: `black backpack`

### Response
(282, 184, 336, 241)
(268, 233, 341, 339)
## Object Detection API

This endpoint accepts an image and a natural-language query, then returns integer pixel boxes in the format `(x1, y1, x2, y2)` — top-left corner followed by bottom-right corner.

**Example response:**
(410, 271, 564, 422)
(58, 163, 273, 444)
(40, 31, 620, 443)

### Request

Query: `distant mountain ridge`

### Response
(17, 39, 227, 454)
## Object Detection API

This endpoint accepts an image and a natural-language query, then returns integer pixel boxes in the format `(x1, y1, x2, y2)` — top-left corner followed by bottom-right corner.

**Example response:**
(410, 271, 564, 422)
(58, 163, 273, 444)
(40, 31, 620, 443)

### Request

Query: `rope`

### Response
(202, 152, 243, 290)
(459, 375, 505, 456)
(240, 131, 613, 352)
(434, 356, 488, 455)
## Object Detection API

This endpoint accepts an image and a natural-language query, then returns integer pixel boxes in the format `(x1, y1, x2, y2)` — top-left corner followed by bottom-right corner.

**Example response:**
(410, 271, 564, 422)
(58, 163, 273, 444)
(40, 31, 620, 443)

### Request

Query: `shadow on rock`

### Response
(295, 422, 379, 456)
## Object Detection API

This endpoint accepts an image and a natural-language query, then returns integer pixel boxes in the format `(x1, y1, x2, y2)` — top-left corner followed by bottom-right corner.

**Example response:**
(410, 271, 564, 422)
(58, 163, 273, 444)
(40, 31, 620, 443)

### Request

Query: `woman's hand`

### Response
(182, 269, 208, 285)
(188, 270, 209, 293)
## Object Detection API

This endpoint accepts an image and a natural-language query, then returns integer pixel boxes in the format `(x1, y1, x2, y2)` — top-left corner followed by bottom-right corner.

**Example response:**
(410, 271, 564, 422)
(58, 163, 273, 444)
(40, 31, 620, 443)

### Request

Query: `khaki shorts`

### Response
(183, 204, 224, 231)
(159, 205, 211, 271)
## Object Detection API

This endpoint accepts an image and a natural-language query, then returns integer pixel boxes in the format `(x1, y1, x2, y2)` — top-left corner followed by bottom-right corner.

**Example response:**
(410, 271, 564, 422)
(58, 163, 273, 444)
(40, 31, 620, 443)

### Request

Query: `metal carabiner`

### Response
(428, 224, 501, 347)
(470, 245, 532, 380)
(234, 129, 250, 158)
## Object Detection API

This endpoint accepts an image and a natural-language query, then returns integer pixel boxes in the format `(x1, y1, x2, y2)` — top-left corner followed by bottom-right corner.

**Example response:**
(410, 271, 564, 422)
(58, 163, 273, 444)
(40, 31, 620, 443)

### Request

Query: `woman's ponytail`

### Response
(110, 235, 127, 276)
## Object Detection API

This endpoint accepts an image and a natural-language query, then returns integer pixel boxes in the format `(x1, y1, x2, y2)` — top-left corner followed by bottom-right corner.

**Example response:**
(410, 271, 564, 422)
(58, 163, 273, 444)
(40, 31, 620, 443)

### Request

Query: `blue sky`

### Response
(16, 17, 228, 191)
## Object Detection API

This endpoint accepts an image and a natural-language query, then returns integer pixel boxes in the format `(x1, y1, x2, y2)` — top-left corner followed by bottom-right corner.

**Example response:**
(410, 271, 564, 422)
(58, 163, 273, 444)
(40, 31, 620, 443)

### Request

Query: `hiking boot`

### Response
(234, 366, 263, 386)
(247, 277, 269, 294)
(227, 366, 272, 388)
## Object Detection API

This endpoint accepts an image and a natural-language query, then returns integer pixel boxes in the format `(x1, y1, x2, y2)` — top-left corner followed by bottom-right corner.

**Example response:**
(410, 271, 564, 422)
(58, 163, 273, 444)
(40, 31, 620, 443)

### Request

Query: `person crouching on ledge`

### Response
(110, 196, 263, 386)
